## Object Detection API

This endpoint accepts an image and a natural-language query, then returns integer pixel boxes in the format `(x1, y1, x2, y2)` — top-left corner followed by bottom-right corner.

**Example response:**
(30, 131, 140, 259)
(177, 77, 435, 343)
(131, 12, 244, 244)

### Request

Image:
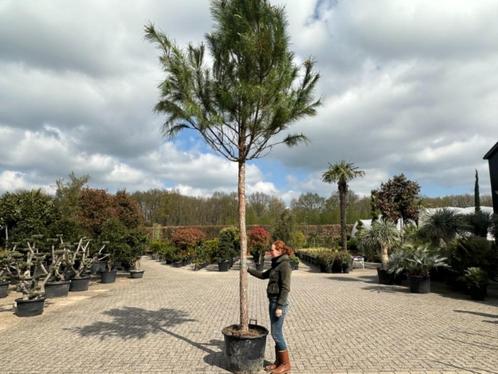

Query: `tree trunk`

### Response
(238, 160, 249, 333)
(380, 244, 389, 268)
(339, 184, 347, 251)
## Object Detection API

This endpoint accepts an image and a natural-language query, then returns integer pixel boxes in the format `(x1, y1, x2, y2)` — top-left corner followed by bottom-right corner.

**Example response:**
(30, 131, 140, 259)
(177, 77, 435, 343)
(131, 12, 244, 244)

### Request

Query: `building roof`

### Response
(483, 141, 498, 159)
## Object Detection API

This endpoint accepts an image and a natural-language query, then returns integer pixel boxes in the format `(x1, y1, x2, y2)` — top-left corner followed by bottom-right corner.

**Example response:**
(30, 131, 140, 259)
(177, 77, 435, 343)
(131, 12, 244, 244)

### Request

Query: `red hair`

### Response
(273, 240, 294, 256)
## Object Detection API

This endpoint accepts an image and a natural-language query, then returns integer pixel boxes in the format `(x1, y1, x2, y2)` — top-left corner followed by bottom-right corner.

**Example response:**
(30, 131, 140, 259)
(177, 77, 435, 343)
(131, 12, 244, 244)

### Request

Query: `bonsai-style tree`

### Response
(322, 161, 365, 251)
(146, 0, 319, 333)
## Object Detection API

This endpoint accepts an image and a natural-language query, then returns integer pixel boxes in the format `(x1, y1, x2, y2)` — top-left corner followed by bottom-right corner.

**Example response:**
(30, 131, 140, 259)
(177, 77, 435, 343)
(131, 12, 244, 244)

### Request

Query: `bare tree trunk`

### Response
(238, 160, 249, 333)
(339, 185, 347, 251)
(381, 244, 389, 268)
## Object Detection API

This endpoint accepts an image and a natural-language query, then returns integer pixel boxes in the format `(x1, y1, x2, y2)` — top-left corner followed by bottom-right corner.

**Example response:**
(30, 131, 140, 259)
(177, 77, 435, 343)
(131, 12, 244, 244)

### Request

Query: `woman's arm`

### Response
(248, 267, 270, 280)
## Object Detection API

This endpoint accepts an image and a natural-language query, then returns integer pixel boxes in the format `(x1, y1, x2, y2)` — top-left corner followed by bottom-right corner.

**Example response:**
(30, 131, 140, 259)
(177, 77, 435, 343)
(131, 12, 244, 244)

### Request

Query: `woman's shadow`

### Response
(67, 306, 229, 371)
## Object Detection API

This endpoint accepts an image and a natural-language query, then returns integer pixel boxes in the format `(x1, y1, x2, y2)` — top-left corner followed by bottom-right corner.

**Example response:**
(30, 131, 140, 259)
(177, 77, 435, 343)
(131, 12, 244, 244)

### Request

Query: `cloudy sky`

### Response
(1, 0, 497, 203)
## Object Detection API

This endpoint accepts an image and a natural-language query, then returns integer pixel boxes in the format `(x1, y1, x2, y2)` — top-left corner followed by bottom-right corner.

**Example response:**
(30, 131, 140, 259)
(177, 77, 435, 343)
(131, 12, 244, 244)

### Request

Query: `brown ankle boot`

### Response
(264, 346, 280, 371)
(271, 350, 291, 374)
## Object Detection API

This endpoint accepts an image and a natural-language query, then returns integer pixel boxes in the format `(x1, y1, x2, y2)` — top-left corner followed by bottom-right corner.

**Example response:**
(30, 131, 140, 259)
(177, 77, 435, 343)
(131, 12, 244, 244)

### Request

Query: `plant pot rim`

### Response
(46, 280, 71, 285)
(129, 269, 144, 273)
(408, 274, 430, 279)
(222, 324, 269, 340)
(15, 297, 46, 303)
(72, 275, 91, 280)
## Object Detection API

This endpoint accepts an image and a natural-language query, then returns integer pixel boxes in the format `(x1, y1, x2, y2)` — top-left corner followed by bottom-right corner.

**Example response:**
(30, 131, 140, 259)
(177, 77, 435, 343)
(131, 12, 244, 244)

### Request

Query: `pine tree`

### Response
(474, 169, 481, 212)
(146, 0, 320, 333)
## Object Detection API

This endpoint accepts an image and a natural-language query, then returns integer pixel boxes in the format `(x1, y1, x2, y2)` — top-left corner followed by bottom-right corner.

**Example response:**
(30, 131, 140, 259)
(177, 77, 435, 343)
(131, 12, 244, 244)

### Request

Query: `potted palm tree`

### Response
(359, 220, 400, 284)
(392, 244, 448, 293)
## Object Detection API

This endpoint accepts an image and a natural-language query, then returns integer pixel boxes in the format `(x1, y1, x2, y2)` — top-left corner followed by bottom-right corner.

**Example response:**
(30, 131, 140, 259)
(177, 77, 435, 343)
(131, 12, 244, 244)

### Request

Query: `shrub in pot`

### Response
(289, 255, 299, 271)
(40, 240, 71, 298)
(317, 251, 336, 273)
(171, 227, 206, 266)
(338, 250, 352, 273)
(0, 249, 13, 298)
(462, 267, 489, 300)
(248, 227, 271, 271)
(215, 227, 240, 272)
(11, 241, 49, 317)
(391, 244, 448, 293)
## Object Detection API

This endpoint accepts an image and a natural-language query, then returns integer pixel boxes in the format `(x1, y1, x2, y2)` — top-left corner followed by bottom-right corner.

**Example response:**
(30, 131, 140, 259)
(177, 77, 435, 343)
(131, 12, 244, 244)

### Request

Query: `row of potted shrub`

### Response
(297, 248, 352, 273)
(0, 235, 146, 317)
(382, 244, 491, 299)
(149, 226, 302, 272)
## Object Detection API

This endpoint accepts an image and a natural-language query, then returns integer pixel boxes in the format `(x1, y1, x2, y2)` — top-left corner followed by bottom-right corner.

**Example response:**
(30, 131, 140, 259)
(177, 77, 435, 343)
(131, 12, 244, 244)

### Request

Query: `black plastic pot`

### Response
(0, 280, 9, 298)
(218, 260, 231, 272)
(44, 280, 70, 298)
(70, 276, 91, 292)
(15, 297, 45, 317)
(332, 261, 342, 273)
(290, 262, 299, 271)
(101, 269, 117, 284)
(377, 268, 393, 285)
(129, 270, 145, 279)
(341, 264, 350, 273)
(409, 275, 430, 293)
(469, 285, 487, 301)
(222, 324, 269, 374)
(91, 261, 107, 274)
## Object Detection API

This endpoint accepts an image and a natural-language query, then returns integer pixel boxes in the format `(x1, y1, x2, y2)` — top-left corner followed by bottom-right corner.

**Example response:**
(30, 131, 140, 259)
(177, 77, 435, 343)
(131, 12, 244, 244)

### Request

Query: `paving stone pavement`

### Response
(0, 257, 497, 374)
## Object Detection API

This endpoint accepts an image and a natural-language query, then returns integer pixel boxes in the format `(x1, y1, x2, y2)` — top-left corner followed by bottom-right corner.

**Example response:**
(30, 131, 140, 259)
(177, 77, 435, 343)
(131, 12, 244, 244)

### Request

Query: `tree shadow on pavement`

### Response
(454, 309, 498, 324)
(361, 285, 409, 293)
(69, 306, 230, 371)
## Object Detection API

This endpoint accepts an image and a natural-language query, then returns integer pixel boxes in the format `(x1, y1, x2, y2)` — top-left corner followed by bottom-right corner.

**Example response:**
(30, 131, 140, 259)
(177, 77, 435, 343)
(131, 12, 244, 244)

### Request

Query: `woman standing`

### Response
(248, 240, 292, 374)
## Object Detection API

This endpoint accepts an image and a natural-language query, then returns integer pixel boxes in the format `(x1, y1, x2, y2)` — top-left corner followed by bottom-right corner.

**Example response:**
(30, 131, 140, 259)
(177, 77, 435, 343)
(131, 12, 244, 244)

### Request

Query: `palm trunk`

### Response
(339, 184, 347, 251)
(380, 244, 389, 268)
(238, 160, 249, 333)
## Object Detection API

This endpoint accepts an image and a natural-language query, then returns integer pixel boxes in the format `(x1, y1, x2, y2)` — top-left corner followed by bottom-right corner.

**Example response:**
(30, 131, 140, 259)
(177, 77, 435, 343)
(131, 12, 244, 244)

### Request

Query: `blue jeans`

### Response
(269, 298, 288, 351)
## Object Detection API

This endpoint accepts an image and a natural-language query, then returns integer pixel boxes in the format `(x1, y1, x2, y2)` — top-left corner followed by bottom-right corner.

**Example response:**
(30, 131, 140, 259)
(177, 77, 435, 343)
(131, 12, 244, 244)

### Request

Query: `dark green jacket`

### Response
(248, 254, 291, 306)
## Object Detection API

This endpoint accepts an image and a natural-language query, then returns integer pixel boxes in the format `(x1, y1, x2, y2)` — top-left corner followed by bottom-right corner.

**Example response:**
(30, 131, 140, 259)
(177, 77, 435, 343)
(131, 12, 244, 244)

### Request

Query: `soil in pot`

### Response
(70, 276, 91, 292)
(44, 280, 71, 298)
(129, 270, 145, 279)
(409, 275, 431, 293)
(222, 324, 269, 374)
(15, 297, 45, 317)
(0, 280, 9, 298)
(101, 269, 117, 284)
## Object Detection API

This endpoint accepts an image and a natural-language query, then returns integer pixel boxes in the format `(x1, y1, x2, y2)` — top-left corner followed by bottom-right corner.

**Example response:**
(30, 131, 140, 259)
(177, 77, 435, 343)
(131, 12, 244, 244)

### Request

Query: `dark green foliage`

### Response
(373, 174, 421, 223)
(99, 218, 147, 270)
(463, 211, 493, 237)
(474, 169, 480, 212)
(0, 190, 58, 245)
(216, 226, 240, 262)
(418, 208, 465, 246)
(446, 237, 497, 279)
(272, 210, 295, 244)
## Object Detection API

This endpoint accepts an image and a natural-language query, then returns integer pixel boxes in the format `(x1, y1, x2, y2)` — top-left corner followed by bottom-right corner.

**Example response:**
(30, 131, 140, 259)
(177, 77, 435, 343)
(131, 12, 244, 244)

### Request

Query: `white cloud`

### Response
(0, 0, 497, 201)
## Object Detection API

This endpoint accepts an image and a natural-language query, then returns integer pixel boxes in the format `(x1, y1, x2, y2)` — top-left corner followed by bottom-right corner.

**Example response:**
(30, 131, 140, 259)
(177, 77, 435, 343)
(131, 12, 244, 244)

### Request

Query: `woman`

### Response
(248, 240, 292, 374)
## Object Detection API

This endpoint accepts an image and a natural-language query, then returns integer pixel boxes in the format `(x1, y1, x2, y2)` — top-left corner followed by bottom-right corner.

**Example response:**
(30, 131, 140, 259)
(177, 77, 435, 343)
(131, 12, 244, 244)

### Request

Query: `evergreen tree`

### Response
(474, 169, 481, 212)
(146, 0, 319, 332)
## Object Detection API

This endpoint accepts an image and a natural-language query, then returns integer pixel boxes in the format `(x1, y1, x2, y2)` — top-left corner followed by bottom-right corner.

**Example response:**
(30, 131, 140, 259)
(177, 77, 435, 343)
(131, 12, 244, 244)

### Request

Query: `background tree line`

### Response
(132, 189, 491, 226)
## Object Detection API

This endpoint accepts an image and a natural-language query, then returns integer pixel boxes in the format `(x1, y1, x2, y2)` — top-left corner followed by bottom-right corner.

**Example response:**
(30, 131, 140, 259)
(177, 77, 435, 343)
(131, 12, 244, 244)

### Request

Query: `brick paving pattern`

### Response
(0, 257, 497, 373)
